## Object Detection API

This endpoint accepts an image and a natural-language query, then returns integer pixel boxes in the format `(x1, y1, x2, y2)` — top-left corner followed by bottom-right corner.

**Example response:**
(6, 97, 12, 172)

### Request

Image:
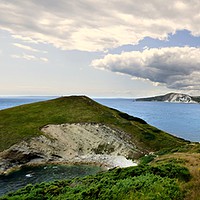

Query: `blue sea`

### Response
(0, 96, 56, 110)
(95, 98, 200, 142)
(0, 97, 200, 142)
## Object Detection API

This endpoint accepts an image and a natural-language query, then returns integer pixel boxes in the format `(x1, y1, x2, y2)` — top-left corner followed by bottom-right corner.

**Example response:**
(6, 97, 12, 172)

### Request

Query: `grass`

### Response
(0, 96, 186, 152)
(149, 143, 200, 200)
(0, 163, 190, 200)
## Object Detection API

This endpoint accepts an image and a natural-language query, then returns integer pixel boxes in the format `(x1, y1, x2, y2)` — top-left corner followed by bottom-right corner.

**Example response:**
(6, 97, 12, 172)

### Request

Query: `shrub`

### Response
(1, 163, 190, 200)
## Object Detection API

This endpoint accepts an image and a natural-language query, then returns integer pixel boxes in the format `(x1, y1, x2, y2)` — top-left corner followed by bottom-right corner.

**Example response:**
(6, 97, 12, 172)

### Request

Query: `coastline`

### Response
(0, 154, 138, 175)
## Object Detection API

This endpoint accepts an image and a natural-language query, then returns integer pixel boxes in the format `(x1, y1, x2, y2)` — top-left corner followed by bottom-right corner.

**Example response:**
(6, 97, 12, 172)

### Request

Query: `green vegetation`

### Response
(191, 96, 200, 103)
(1, 96, 199, 199)
(0, 96, 186, 152)
(1, 163, 190, 200)
(150, 143, 200, 200)
(139, 154, 157, 165)
(170, 143, 200, 153)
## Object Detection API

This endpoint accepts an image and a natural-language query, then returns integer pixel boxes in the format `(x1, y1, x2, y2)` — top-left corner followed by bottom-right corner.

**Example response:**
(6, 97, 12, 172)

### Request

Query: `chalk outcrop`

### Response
(136, 93, 200, 103)
(0, 123, 142, 174)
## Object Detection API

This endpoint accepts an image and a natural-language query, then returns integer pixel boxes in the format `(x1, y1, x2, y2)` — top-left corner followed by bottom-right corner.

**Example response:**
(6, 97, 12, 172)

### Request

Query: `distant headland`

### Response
(135, 93, 200, 103)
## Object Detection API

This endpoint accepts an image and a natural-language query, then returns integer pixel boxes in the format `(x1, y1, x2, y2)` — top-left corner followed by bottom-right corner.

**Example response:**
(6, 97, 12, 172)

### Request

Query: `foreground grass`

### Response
(1, 163, 191, 200)
(0, 96, 186, 152)
(151, 143, 200, 200)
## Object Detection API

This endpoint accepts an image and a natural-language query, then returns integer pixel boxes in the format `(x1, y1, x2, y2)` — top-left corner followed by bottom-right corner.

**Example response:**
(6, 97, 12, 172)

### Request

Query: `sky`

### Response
(0, 0, 200, 98)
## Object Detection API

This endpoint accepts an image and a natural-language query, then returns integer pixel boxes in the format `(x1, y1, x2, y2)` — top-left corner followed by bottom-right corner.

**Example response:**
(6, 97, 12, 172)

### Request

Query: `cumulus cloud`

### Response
(91, 47, 200, 90)
(0, 0, 200, 51)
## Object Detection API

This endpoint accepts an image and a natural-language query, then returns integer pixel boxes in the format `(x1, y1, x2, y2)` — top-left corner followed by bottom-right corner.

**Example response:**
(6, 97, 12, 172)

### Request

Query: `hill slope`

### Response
(0, 96, 188, 174)
(0, 96, 186, 153)
(136, 93, 200, 103)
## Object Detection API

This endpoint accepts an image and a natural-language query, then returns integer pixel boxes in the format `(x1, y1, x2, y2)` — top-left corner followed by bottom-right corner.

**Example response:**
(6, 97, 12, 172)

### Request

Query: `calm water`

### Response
(0, 96, 56, 110)
(95, 98, 200, 142)
(0, 165, 102, 196)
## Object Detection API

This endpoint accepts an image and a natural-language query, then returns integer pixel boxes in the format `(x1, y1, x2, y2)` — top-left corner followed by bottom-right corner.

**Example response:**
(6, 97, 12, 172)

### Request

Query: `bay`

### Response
(0, 164, 103, 196)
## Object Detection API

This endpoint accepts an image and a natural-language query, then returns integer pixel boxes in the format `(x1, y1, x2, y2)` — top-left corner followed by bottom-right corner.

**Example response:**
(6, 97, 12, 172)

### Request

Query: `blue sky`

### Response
(0, 1, 200, 97)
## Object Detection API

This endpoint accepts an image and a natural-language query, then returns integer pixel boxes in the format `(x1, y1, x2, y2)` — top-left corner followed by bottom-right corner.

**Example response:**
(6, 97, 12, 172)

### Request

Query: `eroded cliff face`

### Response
(164, 93, 197, 103)
(0, 123, 143, 174)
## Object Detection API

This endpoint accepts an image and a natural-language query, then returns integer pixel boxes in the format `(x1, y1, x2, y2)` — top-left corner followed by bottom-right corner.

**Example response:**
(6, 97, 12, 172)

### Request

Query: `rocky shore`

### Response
(0, 123, 142, 174)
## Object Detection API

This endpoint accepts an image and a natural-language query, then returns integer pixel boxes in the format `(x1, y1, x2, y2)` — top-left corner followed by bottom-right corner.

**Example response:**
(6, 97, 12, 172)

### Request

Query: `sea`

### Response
(95, 98, 200, 142)
(0, 96, 200, 142)
(1, 96, 200, 196)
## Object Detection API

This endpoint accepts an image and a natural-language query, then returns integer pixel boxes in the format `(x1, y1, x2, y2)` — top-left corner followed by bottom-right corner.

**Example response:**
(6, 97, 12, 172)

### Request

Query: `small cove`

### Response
(0, 164, 103, 196)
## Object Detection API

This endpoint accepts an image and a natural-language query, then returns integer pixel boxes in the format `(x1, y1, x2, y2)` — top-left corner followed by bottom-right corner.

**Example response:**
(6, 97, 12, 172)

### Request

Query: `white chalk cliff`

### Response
(136, 93, 200, 104)
(164, 93, 196, 103)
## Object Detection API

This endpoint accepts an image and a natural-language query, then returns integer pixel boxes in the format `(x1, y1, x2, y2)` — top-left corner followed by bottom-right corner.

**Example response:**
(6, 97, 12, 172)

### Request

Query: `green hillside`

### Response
(0, 96, 186, 152)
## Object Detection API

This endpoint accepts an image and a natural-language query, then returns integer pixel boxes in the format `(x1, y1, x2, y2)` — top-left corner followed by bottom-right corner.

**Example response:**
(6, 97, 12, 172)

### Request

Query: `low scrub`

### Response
(1, 163, 190, 200)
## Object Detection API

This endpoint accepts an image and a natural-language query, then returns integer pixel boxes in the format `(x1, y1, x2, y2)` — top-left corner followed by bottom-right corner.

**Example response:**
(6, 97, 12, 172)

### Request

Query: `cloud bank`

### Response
(0, 0, 200, 51)
(91, 47, 200, 90)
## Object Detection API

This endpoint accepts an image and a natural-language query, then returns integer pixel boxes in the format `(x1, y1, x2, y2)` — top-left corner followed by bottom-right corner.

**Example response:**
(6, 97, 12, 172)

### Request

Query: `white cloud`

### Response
(91, 47, 200, 91)
(0, 0, 199, 51)
(11, 53, 48, 62)
(11, 54, 36, 61)
(13, 43, 47, 53)
(12, 35, 39, 44)
(40, 57, 48, 62)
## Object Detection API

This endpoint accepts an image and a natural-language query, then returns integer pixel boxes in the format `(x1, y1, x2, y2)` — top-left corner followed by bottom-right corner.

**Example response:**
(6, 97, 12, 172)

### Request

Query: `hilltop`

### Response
(136, 92, 200, 103)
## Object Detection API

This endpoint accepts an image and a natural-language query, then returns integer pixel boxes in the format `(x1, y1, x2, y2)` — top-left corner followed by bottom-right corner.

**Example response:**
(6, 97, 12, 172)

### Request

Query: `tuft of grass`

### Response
(0, 96, 186, 152)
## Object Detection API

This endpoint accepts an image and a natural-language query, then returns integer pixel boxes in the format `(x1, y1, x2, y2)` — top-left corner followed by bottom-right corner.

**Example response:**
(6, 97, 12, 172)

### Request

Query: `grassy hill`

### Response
(0, 96, 186, 152)
(1, 96, 200, 200)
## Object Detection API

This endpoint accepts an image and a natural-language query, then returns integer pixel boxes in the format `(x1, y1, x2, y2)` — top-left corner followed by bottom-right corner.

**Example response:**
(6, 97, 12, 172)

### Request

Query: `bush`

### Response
(139, 154, 156, 164)
(118, 112, 147, 124)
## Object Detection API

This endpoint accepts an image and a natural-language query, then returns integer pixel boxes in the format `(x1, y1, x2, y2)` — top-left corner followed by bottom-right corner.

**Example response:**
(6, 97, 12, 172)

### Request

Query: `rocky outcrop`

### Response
(136, 93, 200, 103)
(0, 123, 143, 174)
